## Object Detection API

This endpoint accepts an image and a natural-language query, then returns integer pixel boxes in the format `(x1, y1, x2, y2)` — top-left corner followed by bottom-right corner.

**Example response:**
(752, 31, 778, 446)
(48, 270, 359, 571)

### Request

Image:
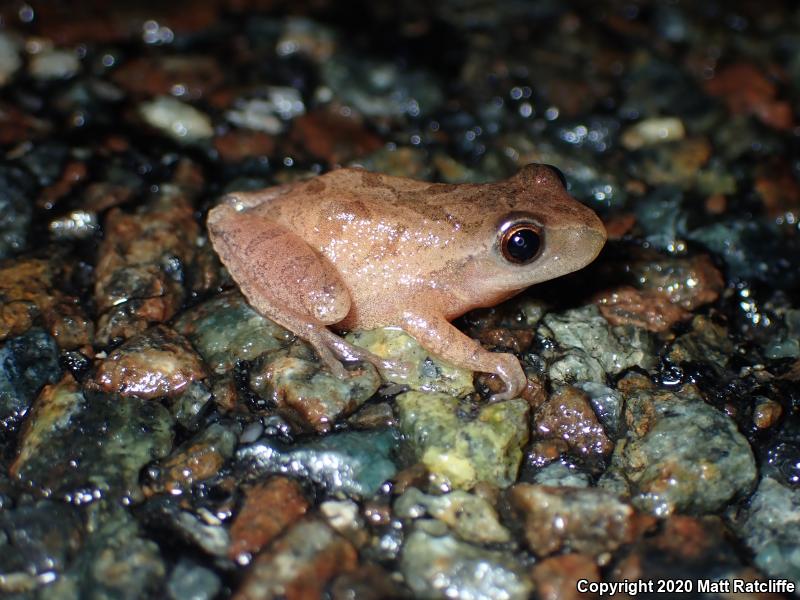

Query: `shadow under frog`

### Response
(207, 163, 606, 401)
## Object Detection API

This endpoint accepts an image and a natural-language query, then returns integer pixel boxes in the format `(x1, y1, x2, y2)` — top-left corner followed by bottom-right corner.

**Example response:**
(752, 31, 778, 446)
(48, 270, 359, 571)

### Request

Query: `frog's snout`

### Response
(583, 212, 607, 262)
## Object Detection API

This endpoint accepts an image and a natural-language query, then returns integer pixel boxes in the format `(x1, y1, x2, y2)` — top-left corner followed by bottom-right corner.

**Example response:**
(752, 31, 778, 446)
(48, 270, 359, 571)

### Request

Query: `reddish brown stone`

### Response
(28, 0, 220, 45)
(705, 63, 794, 131)
(290, 110, 383, 165)
(346, 401, 395, 430)
(780, 360, 800, 381)
(94, 201, 195, 314)
(754, 160, 800, 219)
(474, 327, 534, 354)
(533, 386, 613, 464)
(624, 180, 647, 196)
(112, 55, 224, 100)
(611, 515, 756, 591)
(0, 257, 93, 349)
(672, 136, 712, 172)
(0, 102, 49, 145)
(37, 161, 88, 210)
(228, 477, 309, 562)
(705, 193, 727, 215)
(527, 439, 571, 469)
(522, 377, 547, 408)
(530, 554, 601, 600)
(509, 484, 639, 558)
(753, 398, 782, 430)
(390, 463, 429, 495)
(474, 369, 539, 407)
(102, 135, 131, 153)
(214, 129, 276, 163)
(595, 286, 690, 333)
(94, 183, 200, 344)
(94, 325, 208, 399)
(594, 254, 724, 332)
(81, 182, 135, 212)
(0, 258, 58, 341)
(544, 79, 603, 119)
(144, 422, 234, 496)
(211, 376, 239, 412)
(234, 518, 358, 600)
(603, 213, 636, 240)
(46, 300, 94, 350)
(190, 241, 227, 297)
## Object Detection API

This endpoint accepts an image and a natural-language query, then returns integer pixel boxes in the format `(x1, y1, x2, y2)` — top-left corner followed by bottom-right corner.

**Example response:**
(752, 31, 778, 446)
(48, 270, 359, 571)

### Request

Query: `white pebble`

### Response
(29, 48, 80, 80)
(139, 96, 214, 142)
(621, 116, 686, 150)
(0, 32, 22, 85)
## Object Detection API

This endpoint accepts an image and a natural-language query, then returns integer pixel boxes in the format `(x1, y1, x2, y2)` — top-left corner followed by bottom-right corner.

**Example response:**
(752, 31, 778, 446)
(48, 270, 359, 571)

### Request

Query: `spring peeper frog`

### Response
(207, 164, 606, 401)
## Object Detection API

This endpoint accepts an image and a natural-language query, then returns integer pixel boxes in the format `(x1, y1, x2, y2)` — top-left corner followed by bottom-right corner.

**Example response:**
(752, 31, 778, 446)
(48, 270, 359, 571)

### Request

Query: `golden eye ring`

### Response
(501, 223, 543, 264)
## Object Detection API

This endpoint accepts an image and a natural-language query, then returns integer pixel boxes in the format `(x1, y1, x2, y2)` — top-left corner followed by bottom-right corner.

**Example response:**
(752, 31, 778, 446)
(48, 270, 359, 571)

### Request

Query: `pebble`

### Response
(139, 96, 214, 142)
(347, 327, 474, 397)
(175, 290, 293, 374)
(395, 487, 511, 544)
(510, 483, 639, 558)
(732, 477, 800, 586)
(621, 117, 686, 150)
(94, 325, 208, 399)
(396, 391, 529, 489)
(29, 47, 80, 80)
(249, 341, 380, 432)
(400, 520, 532, 600)
(532, 385, 614, 467)
(167, 559, 221, 600)
(0, 328, 61, 429)
(11, 375, 174, 502)
(234, 519, 357, 600)
(225, 88, 305, 133)
(0, 32, 21, 86)
(144, 422, 237, 495)
(540, 304, 655, 384)
(228, 477, 309, 563)
(604, 381, 757, 516)
(236, 429, 397, 498)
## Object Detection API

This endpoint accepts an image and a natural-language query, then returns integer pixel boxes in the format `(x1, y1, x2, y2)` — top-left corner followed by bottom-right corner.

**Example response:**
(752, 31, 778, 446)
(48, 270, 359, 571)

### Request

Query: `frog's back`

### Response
(262, 167, 506, 236)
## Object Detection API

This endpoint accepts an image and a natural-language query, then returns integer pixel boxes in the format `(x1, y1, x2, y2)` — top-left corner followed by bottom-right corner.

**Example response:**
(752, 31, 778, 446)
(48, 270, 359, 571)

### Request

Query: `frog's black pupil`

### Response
(506, 228, 540, 263)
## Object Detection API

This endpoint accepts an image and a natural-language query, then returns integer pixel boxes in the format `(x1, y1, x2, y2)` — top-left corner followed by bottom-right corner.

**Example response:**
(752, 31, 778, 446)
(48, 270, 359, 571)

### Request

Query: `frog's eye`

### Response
(501, 223, 542, 264)
(541, 164, 567, 188)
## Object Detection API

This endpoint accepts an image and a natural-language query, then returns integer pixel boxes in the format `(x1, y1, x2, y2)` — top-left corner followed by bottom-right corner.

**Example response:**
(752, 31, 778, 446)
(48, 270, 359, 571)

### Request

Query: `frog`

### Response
(207, 163, 606, 402)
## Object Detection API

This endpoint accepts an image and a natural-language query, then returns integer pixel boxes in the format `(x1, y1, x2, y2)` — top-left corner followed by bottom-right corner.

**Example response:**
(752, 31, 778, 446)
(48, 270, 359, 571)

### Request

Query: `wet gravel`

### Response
(1, 1, 800, 598)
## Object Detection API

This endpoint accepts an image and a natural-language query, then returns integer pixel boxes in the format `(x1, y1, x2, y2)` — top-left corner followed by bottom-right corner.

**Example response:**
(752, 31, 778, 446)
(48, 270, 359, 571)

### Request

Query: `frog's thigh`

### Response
(208, 207, 351, 325)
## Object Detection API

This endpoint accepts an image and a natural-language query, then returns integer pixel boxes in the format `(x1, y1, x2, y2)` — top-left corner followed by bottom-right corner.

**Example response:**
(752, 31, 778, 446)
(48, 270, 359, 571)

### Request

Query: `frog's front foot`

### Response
(486, 353, 527, 403)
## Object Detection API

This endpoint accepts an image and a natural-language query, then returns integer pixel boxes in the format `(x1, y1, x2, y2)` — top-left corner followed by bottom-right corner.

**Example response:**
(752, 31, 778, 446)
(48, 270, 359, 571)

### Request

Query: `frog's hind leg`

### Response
(207, 204, 397, 378)
(208, 204, 352, 373)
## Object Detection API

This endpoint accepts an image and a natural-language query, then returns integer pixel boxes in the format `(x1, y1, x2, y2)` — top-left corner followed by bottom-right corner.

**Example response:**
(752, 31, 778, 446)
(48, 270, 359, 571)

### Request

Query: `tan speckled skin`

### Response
(207, 164, 606, 401)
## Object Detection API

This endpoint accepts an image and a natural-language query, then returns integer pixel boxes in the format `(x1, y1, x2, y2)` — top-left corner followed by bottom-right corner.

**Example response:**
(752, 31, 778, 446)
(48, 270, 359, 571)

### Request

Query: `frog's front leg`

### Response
(400, 310, 527, 402)
(208, 202, 392, 377)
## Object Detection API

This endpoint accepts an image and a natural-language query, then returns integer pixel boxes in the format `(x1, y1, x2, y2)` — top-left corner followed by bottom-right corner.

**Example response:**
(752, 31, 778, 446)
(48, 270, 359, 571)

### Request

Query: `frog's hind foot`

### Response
(318, 329, 412, 383)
